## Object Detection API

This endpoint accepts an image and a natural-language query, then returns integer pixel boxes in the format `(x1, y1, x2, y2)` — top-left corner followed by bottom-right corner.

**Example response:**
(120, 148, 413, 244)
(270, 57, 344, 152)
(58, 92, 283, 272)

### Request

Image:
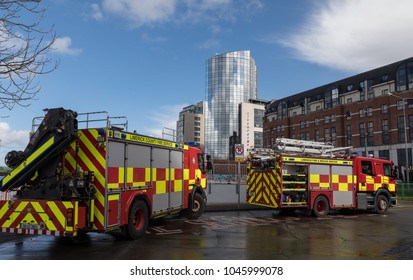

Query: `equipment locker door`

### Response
(169, 150, 184, 209)
(106, 141, 124, 227)
(331, 165, 354, 207)
(152, 147, 183, 213)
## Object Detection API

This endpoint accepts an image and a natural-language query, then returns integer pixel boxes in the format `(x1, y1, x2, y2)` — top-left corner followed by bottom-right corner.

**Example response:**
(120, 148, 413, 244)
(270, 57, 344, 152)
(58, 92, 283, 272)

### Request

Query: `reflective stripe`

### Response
(2, 136, 55, 188)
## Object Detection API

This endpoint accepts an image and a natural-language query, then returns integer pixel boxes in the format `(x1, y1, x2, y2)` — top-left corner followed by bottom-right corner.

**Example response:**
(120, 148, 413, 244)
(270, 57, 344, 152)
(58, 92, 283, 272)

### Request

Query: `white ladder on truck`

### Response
(275, 138, 352, 156)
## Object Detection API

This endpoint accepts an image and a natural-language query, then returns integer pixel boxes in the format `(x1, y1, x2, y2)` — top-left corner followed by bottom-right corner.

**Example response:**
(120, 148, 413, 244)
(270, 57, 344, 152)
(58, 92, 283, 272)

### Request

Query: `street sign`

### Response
(235, 144, 244, 161)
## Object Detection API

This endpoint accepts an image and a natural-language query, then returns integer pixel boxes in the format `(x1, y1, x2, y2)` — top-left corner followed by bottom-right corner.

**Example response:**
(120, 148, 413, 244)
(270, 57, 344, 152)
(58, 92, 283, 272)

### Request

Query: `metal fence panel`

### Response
(207, 164, 247, 184)
(397, 183, 413, 199)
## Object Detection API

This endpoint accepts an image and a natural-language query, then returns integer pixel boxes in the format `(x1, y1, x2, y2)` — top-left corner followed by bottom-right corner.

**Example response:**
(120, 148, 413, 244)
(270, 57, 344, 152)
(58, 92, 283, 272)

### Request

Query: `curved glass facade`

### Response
(205, 50, 257, 160)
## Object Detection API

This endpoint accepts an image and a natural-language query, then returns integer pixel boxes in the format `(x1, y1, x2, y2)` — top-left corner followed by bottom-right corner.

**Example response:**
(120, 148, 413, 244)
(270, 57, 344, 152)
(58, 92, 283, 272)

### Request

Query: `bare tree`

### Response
(0, 0, 58, 110)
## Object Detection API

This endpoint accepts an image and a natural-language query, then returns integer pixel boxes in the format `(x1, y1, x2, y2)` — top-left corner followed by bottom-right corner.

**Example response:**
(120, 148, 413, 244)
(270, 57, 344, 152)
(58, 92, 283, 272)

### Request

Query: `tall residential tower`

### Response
(205, 50, 257, 160)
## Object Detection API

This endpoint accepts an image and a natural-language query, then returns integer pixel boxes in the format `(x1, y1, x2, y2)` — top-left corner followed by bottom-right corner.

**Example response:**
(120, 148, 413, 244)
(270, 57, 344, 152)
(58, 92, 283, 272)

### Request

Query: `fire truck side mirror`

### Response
(392, 166, 398, 179)
(206, 155, 213, 171)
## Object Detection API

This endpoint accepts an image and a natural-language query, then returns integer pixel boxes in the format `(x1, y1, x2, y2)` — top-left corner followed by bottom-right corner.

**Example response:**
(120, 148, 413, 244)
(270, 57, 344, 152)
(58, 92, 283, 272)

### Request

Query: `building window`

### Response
(398, 116, 406, 143)
(254, 131, 263, 148)
(346, 111, 352, 120)
(367, 121, 374, 146)
(397, 100, 404, 111)
(367, 107, 373, 117)
(368, 90, 374, 100)
(331, 127, 336, 146)
(331, 114, 336, 122)
(324, 87, 339, 109)
(410, 114, 413, 142)
(346, 125, 352, 146)
(359, 109, 365, 118)
(324, 115, 330, 123)
(397, 148, 412, 167)
(324, 128, 330, 142)
(396, 60, 413, 92)
(315, 130, 319, 141)
(381, 104, 388, 114)
(315, 118, 319, 125)
(379, 150, 390, 161)
(360, 123, 366, 147)
(359, 81, 366, 101)
(381, 74, 389, 83)
(382, 119, 390, 145)
(254, 108, 264, 128)
(277, 101, 288, 120)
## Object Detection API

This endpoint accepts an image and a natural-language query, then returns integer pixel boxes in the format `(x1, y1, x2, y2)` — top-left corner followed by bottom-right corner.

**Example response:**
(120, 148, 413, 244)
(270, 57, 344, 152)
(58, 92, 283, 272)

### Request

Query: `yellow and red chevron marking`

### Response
(64, 129, 106, 230)
(0, 200, 77, 236)
(247, 169, 280, 208)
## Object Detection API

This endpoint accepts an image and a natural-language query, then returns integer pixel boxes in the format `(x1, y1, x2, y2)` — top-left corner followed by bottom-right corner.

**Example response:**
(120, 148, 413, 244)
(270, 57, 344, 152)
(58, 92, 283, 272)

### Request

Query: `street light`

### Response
(388, 92, 409, 183)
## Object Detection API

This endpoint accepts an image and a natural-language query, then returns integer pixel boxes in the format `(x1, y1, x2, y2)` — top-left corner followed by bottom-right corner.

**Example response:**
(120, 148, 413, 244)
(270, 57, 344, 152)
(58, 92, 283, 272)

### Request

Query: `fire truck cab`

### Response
(246, 138, 397, 216)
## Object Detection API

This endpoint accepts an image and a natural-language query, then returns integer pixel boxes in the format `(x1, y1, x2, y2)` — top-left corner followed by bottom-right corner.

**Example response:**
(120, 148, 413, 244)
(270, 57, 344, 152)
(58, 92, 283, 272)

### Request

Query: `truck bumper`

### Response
(0, 199, 85, 237)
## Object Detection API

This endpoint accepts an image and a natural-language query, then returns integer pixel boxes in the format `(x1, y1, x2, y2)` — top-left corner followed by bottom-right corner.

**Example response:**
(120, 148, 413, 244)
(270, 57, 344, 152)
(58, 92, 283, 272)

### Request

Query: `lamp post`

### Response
(388, 92, 409, 183)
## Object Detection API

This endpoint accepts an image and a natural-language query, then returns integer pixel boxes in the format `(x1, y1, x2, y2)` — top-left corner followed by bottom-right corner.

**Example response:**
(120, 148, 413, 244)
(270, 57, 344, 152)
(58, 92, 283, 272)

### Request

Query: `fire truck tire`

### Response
(126, 200, 148, 239)
(375, 194, 389, 214)
(312, 196, 329, 217)
(185, 192, 205, 219)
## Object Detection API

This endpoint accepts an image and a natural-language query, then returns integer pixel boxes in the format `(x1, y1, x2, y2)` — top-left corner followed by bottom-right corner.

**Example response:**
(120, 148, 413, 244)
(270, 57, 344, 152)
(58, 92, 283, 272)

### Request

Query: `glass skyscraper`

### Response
(205, 50, 257, 160)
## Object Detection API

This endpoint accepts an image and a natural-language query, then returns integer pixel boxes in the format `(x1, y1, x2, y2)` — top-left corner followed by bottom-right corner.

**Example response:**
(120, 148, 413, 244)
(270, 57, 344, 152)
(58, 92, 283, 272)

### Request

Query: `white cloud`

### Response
(0, 122, 29, 165)
(102, 0, 176, 27)
(51, 36, 82, 56)
(91, 3, 104, 21)
(0, 123, 29, 147)
(280, 0, 413, 73)
(198, 39, 221, 50)
(145, 103, 188, 140)
(97, 0, 263, 28)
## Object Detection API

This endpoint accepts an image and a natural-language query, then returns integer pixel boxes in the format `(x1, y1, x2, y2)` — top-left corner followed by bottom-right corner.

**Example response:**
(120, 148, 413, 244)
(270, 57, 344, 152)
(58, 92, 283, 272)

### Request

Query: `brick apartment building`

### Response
(263, 57, 413, 180)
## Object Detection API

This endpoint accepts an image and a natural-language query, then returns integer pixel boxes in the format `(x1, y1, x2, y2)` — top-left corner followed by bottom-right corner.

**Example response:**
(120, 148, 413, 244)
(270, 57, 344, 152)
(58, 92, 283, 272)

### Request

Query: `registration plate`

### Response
(20, 223, 39, 230)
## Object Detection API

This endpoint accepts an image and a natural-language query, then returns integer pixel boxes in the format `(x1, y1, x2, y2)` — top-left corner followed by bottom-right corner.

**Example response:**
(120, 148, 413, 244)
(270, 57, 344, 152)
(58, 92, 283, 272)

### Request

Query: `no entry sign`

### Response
(235, 144, 244, 161)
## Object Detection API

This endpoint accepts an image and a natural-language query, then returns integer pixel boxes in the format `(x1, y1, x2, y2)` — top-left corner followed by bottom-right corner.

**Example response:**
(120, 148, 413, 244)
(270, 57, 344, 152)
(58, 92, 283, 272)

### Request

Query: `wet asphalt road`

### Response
(0, 201, 413, 260)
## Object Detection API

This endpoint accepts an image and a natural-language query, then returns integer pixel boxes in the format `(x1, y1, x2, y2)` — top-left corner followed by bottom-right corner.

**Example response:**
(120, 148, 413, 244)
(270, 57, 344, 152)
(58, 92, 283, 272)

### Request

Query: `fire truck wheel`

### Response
(126, 200, 148, 239)
(375, 194, 389, 214)
(186, 192, 205, 219)
(312, 196, 329, 217)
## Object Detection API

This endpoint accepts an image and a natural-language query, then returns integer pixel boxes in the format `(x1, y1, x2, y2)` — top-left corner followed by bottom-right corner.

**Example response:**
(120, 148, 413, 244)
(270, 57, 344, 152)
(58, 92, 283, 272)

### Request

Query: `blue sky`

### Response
(1, 0, 413, 164)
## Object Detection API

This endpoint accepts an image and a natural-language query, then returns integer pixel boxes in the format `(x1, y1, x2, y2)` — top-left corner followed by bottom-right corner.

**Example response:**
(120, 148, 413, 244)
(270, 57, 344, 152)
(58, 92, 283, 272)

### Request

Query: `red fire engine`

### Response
(0, 108, 211, 239)
(246, 138, 397, 216)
